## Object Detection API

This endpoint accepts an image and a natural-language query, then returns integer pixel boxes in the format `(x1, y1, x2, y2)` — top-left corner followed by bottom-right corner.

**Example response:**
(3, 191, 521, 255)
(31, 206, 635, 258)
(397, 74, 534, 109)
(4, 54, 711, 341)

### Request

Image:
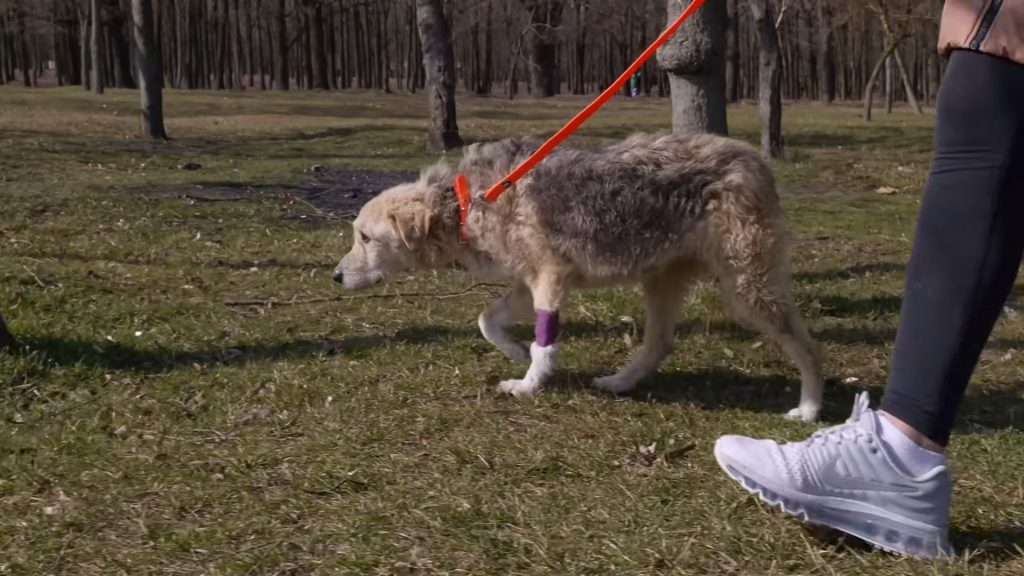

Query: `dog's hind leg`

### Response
(498, 271, 568, 397)
(592, 270, 694, 394)
(479, 282, 534, 363)
(717, 246, 824, 422)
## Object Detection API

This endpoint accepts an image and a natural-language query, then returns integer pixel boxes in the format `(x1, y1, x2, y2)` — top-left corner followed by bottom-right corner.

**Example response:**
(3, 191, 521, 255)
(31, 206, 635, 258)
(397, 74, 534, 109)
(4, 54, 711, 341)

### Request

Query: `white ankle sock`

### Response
(876, 412, 946, 477)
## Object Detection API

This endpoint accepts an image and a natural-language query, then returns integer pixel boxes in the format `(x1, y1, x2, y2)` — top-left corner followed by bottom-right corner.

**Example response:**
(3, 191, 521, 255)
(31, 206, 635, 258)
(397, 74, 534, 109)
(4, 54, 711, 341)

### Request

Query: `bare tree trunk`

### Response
(750, 0, 782, 158)
(229, 0, 242, 89)
(874, 0, 922, 115)
(274, 0, 289, 89)
(863, 41, 898, 121)
(309, 1, 328, 89)
(14, 5, 30, 87)
(884, 54, 893, 113)
(415, 0, 461, 152)
(109, 6, 136, 88)
(816, 0, 836, 103)
(80, 11, 91, 90)
(891, 48, 922, 114)
(481, 0, 494, 95)
(725, 0, 740, 103)
(0, 311, 15, 351)
(91, 0, 105, 94)
(133, 0, 167, 140)
(522, 0, 564, 97)
(656, 0, 727, 135)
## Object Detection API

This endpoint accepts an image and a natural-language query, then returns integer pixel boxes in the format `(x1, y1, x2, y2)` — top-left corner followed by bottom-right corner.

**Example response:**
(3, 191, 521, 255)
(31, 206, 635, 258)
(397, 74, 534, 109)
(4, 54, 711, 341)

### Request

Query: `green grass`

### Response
(1, 86, 1022, 575)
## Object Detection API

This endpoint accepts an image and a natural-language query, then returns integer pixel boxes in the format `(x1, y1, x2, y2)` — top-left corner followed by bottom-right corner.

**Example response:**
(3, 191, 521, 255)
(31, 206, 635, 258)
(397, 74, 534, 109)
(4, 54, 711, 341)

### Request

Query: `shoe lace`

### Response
(807, 422, 871, 447)
(805, 391, 875, 448)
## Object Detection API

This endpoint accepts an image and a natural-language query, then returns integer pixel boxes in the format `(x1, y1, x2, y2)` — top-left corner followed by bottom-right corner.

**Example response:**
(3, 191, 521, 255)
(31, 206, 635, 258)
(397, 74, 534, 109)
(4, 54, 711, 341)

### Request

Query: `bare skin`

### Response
(879, 411, 946, 454)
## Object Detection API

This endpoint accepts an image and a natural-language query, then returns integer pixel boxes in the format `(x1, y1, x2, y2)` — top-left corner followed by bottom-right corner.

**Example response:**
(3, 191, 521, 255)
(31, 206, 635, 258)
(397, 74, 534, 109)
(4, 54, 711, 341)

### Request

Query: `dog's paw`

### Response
(498, 378, 541, 397)
(498, 341, 531, 364)
(591, 374, 637, 395)
(784, 404, 821, 423)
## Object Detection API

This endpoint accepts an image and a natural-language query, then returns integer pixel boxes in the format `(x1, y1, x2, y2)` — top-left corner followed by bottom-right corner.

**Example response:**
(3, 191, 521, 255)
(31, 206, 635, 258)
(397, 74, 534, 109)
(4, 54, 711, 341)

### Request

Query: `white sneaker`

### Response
(714, 392, 953, 558)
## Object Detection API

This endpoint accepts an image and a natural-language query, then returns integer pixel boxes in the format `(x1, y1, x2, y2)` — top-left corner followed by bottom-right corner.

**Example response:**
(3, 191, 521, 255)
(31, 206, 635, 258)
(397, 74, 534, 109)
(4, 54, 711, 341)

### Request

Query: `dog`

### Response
(333, 133, 824, 421)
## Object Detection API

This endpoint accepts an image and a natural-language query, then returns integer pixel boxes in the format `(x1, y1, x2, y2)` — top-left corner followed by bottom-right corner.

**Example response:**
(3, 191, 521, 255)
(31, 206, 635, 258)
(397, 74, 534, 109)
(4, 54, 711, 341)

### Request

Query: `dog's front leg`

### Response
(479, 282, 534, 363)
(498, 273, 565, 397)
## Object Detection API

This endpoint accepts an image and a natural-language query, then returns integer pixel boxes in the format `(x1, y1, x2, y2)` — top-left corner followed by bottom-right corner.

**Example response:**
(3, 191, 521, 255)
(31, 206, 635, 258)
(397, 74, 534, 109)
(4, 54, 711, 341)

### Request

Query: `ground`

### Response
(0, 87, 1022, 576)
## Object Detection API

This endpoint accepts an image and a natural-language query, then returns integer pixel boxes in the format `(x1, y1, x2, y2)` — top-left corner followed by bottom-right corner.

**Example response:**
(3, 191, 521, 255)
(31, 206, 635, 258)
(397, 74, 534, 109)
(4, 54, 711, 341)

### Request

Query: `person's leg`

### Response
(881, 51, 1024, 447)
(713, 50, 1024, 559)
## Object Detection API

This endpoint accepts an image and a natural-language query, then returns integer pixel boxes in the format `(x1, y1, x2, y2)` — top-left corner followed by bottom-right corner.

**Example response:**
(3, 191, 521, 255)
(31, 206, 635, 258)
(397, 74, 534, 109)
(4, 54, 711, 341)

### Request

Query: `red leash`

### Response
(455, 0, 707, 240)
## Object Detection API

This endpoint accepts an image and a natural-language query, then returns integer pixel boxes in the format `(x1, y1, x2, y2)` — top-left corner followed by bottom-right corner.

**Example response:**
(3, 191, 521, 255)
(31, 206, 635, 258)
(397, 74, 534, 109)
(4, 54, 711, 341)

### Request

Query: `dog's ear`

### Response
(389, 203, 431, 250)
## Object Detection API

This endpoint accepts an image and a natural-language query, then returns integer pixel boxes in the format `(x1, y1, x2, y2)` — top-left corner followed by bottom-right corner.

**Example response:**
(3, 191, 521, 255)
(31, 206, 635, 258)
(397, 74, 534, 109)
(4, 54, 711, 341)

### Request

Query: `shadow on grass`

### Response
(628, 370, 859, 423)
(794, 262, 906, 284)
(13, 335, 345, 374)
(951, 525, 1024, 561)
(624, 368, 1024, 432)
(6, 321, 614, 377)
(805, 523, 1024, 562)
(12, 317, 1024, 431)
(784, 124, 935, 151)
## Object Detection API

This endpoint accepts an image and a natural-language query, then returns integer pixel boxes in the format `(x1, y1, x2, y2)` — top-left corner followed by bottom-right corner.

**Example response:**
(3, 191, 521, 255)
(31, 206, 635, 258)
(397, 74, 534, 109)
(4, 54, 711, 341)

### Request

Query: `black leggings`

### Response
(880, 50, 1024, 447)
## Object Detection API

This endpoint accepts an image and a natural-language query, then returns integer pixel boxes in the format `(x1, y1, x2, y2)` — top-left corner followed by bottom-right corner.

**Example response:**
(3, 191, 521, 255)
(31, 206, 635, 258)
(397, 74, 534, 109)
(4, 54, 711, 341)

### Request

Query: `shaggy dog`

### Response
(333, 133, 824, 421)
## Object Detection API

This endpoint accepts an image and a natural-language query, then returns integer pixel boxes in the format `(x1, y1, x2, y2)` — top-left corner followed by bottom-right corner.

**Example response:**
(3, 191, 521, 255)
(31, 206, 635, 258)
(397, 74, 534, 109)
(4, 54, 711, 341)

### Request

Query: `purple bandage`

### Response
(535, 309, 560, 347)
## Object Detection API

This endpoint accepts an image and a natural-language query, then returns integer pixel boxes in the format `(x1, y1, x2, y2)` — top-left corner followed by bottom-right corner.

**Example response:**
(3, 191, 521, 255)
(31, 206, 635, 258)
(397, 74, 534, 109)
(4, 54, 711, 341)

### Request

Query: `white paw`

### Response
(785, 404, 821, 423)
(498, 341, 531, 364)
(592, 374, 638, 395)
(498, 378, 541, 397)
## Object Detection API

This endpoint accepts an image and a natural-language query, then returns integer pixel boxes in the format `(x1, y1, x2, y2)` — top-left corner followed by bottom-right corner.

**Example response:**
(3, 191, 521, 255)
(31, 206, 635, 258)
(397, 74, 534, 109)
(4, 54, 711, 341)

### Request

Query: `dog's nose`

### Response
(332, 270, 344, 284)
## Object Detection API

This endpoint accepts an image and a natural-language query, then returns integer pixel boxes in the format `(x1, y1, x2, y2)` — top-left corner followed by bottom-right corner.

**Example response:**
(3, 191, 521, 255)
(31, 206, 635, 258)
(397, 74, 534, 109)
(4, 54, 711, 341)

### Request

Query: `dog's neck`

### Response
(419, 185, 505, 278)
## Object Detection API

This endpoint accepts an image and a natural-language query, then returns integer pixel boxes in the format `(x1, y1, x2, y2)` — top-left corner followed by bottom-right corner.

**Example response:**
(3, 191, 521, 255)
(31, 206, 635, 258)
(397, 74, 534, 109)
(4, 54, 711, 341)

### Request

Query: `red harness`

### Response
(453, 0, 707, 242)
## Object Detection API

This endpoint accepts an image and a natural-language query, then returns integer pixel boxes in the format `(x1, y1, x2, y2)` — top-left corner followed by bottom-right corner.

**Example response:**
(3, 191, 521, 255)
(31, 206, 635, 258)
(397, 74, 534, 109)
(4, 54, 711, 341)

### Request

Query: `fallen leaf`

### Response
(875, 186, 899, 195)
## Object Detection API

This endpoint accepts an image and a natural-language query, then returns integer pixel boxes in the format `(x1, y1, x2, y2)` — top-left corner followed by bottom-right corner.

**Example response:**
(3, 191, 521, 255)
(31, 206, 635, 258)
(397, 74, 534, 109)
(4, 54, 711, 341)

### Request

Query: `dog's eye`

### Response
(359, 231, 371, 244)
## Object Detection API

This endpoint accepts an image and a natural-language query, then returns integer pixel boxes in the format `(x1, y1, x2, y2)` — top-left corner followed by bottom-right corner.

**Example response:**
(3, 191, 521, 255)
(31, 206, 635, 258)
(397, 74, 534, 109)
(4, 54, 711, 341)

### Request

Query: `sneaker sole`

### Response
(714, 444, 952, 559)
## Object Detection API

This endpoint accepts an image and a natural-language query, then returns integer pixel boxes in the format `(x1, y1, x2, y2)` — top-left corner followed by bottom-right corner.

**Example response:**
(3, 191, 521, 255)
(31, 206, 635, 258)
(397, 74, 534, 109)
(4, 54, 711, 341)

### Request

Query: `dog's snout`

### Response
(332, 269, 344, 284)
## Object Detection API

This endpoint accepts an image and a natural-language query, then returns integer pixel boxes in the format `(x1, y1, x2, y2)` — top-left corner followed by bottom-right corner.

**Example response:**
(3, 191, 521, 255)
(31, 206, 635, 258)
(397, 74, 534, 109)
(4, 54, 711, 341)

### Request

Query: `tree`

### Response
(521, 0, 564, 97)
(0, 0, 946, 108)
(416, 0, 461, 152)
(90, 0, 104, 94)
(304, 0, 329, 90)
(750, 0, 783, 158)
(108, 3, 136, 89)
(15, 1, 30, 87)
(273, 0, 288, 90)
(0, 310, 15, 350)
(132, 0, 166, 140)
(816, 0, 836, 104)
(725, 0, 739, 103)
(863, 0, 922, 121)
(656, 0, 728, 135)
(79, 3, 90, 90)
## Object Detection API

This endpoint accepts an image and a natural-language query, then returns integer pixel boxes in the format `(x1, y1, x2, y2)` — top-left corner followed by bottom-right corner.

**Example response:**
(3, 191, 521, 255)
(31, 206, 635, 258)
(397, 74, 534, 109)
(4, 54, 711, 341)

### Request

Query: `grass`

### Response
(1, 86, 1022, 575)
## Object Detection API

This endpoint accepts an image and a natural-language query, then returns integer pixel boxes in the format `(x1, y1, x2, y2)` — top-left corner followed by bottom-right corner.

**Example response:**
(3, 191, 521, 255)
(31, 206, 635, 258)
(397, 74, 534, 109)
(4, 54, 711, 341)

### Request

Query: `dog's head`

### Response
(333, 171, 454, 290)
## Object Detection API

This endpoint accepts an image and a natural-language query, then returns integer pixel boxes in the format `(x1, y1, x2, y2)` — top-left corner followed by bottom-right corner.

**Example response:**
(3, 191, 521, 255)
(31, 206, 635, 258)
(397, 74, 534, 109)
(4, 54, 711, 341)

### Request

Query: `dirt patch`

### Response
(300, 166, 418, 215)
(124, 166, 417, 219)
